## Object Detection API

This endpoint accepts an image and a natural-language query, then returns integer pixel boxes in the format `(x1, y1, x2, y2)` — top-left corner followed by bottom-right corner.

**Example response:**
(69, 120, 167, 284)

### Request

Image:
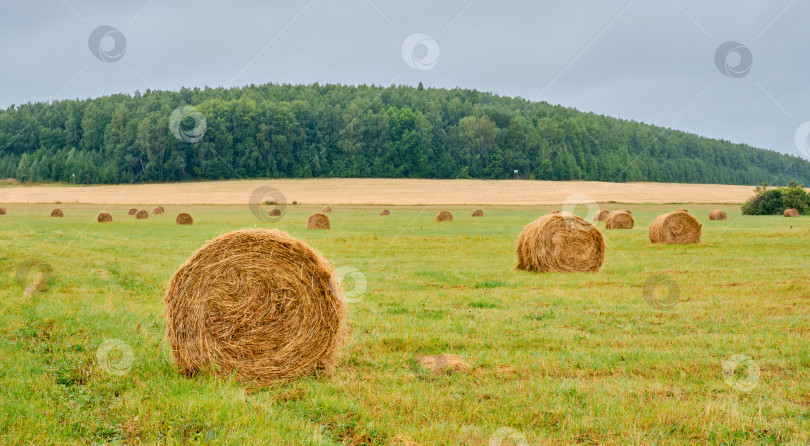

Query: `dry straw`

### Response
(163, 228, 347, 386)
(784, 208, 799, 217)
(176, 213, 194, 225)
(128, 208, 138, 216)
(51, 209, 63, 218)
(135, 210, 149, 219)
(649, 211, 702, 244)
(594, 209, 610, 221)
(0, 207, 6, 215)
(153, 206, 165, 215)
(436, 210, 453, 222)
(269, 209, 282, 217)
(97, 213, 113, 223)
(322, 206, 332, 213)
(516, 212, 605, 273)
(472, 209, 484, 217)
(605, 211, 634, 229)
(379, 209, 390, 215)
(709, 210, 727, 220)
(307, 213, 331, 229)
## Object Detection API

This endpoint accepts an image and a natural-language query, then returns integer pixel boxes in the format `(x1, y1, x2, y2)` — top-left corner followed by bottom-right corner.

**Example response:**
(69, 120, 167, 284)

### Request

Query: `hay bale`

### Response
(709, 210, 727, 220)
(676, 209, 688, 213)
(135, 210, 149, 219)
(153, 206, 165, 215)
(176, 213, 194, 225)
(516, 212, 605, 273)
(415, 354, 471, 375)
(436, 210, 453, 222)
(322, 206, 332, 213)
(269, 208, 282, 217)
(0, 207, 5, 215)
(51, 209, 63, 218)
(649, 211, 702, 244)
(620, 209, 632, 215)
(97, 212, 113, 223)
(471, 209, 484, 217)
(379, 209, 390, 215)
(784, 208, 799, 217)
(307, 213, 331, 229)
(605, 211, 634, 229)
(128, 208, 138, 216)
(549, 210, 562, 214)
(163, 228, 347, 385)
(594, 209, 610, 222)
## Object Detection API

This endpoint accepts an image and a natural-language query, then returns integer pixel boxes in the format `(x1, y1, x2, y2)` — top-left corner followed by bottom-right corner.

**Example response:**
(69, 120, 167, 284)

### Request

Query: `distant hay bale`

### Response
(97, 212, 113, 223)
(649, 211, 702, 244)
(471, 209, 484, 217)
(605, 211, 634, 229)
(269, 208, 282, 217)
(784, 208, 799, 217)
(51, 209, 63, 218)
(322, 206, 332, 213)
(0, 207, 5, 215)
(549, 210, 561, 214)
(153, 206, 165, 215)
(594, 209, 610, 222)
(676, 209, 688, 213)
(163, 228, 347, 386)
(379, 209, 390, 215)
(128, 208, 138, 216)
(436, 210, 453, 222)
(307, 213, 331, 229)
(516, 212, 605, 273)
(135, 210, 149, 219)
(620, 209, 632, 215)
(709, 210, 727, 220)
(176, 213, 194, 225)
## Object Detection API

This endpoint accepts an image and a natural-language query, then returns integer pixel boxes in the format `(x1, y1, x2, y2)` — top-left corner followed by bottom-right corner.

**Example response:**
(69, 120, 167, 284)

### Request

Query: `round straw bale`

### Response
(605, 211, 634, 229)
(51, 209, 63, 218)
(436, 210, 453, 222)
(307, 213, 331, 229)
(0, 207, 6, 215)
(620, 209, 632, 215)
(472, 209, 484, 217)
(163, 228, 347, 386)
(128, 208, 138, 216)
(676, 209, 688, 213)
(784, 208, 799, 217)
(379, 209, 390, 215)
(709, 210, 727, 220)
(269, 208, 282, 217)
(97, 212, 113, 223)
(594, 209, 610, 222)
(322, 206, 332, 213)
(176, 213, 194, 225)
(549, 210, 562, 214)
(649, 211, 702, 244)
(135, 210, 149, 219)
(153, 206, 165, 215)
(516, 212, 605, 273)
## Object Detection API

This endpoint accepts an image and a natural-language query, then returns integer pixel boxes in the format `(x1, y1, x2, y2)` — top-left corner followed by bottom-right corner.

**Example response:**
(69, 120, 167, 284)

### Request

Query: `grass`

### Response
(1, 203, 809, 444)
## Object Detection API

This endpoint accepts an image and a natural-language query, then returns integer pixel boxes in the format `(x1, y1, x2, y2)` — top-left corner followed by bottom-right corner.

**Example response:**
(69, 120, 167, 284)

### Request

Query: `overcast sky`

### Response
(1, 0, 808, 157)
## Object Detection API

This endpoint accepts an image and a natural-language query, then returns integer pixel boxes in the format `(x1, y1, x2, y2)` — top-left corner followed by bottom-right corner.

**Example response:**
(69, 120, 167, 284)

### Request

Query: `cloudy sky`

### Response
(1, 0, 808, 157)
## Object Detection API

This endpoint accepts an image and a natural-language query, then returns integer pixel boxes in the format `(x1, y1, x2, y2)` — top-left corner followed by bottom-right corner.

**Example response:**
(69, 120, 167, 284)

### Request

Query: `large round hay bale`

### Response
(379, 209, 390, 215)
(436, 210, 453, 222)
(516, 212, 605, 273)
(176, 213, 194, 225)
(784, 208, 799, 217)
(269, 208, 282, 217)
(307, 213, 331, 229)
(0, 207, 6, 215)
(51, 209, 63, 218)
(135, 210, 149, 219)
(605, 211, 634, 229)
(153, 206, 165, 215)
(594, 209, 610, 222)
(649, 211, 702, 244)
(97, 212, 113, 223)
(128, 208, 138, 216)
(472, 209, 484, 217)
(163, 228, 347, 385)
(322, 206, 332, 213)
(709, 210, 727, 220)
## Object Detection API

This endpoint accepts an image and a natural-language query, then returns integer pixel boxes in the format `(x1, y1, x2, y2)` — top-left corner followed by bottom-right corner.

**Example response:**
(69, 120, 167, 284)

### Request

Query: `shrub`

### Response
(742, 182, 810, 215)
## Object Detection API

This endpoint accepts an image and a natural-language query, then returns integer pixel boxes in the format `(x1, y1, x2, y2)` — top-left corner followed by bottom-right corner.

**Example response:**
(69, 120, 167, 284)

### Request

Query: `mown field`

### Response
(1, 203, 809, 445)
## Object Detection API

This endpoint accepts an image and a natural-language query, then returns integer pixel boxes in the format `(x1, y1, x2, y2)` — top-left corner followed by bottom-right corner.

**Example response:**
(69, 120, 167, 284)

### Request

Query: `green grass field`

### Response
(1, 203, 809, 445)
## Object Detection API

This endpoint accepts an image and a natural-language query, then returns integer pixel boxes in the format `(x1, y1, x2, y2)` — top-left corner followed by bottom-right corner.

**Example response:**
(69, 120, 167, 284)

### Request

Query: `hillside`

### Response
(0, 83, 807, 185)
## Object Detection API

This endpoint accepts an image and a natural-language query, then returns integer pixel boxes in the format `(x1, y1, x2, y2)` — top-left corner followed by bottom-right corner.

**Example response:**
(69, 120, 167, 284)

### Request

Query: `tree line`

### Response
(0, 82, 808, 185)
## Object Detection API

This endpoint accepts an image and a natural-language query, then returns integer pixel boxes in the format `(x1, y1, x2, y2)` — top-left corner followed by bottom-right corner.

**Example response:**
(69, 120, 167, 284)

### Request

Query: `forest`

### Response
(0, 82, 807, 185)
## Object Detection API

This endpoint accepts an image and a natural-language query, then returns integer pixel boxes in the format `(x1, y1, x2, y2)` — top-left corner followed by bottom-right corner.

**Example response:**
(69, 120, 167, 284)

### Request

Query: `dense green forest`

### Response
(0, 82, 807, 185)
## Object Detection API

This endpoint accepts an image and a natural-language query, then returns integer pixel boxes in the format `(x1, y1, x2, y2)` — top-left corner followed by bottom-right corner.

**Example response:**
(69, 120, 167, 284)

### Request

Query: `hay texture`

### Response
(163, 228, 347, 386)
(594, 209, 610, 222)
(153, 206, 165, 215)
(620, 209, 632, 215)
(436, 211, 453, 222)
(709, 210, 727, 220)
(269, 209, 282, 217)
(516, 212, 605, 273)
(0, 207, 5, 215)
(176, 213, 194, 225)
(135, 210, 149, 219)
(379, 209, 390, 215)
(471, 209, 484, 217)
(51, 209, 63, 218)
(322, 206, 332, 213)
(415, 354, 471, 375)
(307, 213, 331, 229)
(784, 208, 799, 217)
(97, 213, 113, 223)
(605, 211, 634, 229)
(649, 211, 702, 244)
(128, 208, 138, 216)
